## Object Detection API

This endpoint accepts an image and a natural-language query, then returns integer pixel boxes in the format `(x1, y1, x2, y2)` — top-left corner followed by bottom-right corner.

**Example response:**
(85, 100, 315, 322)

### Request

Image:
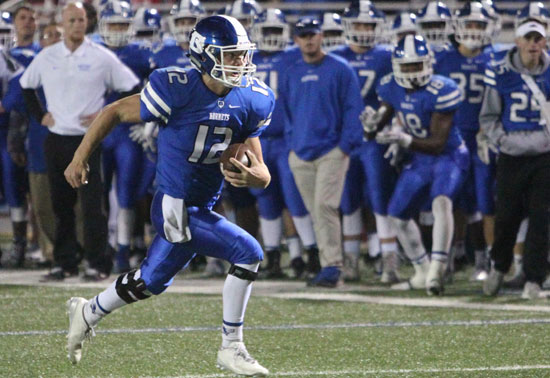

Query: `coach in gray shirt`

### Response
(20, 2, 139, 281)
(479, 21, 550, 299)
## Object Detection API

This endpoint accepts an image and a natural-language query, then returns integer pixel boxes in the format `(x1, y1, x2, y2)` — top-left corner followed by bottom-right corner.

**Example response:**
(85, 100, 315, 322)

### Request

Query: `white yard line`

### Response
(2, 317, 550, 337)
(176, 364, 550, 377)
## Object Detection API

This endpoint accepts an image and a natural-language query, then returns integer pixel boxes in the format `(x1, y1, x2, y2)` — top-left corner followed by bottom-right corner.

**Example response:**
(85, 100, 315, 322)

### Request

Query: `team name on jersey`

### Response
(348, 61, 368, 68)
(460, 64, 478, 71)
(301, 74, 319, 82)
(256, 63, 274, 70)
(400, 102, 414, 110)
(209, 112, 230, 121)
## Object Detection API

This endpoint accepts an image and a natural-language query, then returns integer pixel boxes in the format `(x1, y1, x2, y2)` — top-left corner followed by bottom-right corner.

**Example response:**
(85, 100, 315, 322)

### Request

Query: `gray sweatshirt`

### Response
(479, 47, 550, 156)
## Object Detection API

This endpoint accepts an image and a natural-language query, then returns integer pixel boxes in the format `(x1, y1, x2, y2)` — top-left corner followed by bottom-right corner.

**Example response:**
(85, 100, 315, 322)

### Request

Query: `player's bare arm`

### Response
(408, 111, 453, 155)
(222, 137, 271, 189)
(65, 94, 142, 188)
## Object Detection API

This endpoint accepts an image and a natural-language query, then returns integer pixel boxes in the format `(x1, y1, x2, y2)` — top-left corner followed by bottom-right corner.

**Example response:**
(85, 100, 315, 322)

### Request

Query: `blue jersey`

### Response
(331, 44, 393, 108)
(377, 74, 463, 155)
(433, 45, 492, 133)
(140, 68, 275, 208)
(252, 50, 294, 138)
(280, 53, 363, 160)
(484, 56, 550, 133)
(151, 43, 191, 69)
(3, 72, 48, 172)
(9, 43, 41, 68)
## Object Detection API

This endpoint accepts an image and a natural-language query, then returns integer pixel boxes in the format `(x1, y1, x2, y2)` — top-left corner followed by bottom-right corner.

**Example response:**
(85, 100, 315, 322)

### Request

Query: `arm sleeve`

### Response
(338, 65, 363, 155)
(139, 69, 172, 123)
(19, 56, 42, 89)
(104, 50, 140, 92)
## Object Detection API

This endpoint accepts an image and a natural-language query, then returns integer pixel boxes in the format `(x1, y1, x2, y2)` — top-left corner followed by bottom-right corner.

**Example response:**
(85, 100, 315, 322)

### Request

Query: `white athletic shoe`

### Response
(521, 281, 541, 300)
(390, 260, 429, 290)
(426, 260, 446, 296)
(217, 341, 269, 376)
(66, 297, 94, 364)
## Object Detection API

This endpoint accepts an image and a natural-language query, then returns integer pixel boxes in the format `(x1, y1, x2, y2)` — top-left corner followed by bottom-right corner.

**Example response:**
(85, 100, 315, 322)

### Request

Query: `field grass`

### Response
(1, 266, 550, 377)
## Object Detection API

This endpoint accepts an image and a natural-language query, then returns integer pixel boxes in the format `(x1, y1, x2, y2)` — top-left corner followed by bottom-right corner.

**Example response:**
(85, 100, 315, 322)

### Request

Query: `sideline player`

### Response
(64, 15, 273, 376)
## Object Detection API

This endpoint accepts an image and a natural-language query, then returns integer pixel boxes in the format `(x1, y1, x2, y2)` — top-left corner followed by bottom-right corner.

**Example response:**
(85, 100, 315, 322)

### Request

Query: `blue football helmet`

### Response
(189, 15, 256, 88)
(321, 13, 345, 50)
(416, 1, 452, 47)
(341, 0, 385, 48)
(169, 0, 205, 45)
(516, 2, 550, 35)
(132, 7, 161, 43)
(392, 12, 418, 44)
(251, 9, 289, 52)
(392, 34, 433, 89)
(227, 0, 263, 31)
(454, 2, 492, 50)
(0, 12, 14, 50)
(99, 0, 134, 47)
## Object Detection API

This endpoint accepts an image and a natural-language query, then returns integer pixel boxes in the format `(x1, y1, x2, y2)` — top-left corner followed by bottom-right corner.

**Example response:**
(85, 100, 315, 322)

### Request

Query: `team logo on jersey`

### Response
(210, 112, 230, 121)
(301, 74, 319, 83)
(218, 100, 224, 108)
(78, 64, 91, 71)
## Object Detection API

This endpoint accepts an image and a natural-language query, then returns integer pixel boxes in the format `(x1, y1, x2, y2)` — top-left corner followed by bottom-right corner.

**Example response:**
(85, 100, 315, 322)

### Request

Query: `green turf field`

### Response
(1, 267, 550, 377)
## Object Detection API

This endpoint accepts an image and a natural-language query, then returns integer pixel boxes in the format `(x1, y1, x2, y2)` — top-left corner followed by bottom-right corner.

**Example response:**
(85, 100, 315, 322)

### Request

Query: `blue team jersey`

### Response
(252, 50, 295, 138)
(377, 73, 463, 154)
(140, 68, 275, 208)
(484, 56, 550, 133)
(331, 44, 393, 108)
(151, 43, 191, 69)
(9, 42, 41, 68)
(433, 44, 492, 132)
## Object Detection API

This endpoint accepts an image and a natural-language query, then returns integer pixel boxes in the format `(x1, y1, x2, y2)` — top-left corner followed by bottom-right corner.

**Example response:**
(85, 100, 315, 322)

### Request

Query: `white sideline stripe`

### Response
(3, 317, 550, 337)
(266, 292, 550, 313)
(178, 365, 550, 377)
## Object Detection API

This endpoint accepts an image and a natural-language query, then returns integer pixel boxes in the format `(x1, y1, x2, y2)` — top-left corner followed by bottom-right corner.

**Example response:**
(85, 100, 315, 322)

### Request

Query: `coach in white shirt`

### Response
(20, 2, 139, 281)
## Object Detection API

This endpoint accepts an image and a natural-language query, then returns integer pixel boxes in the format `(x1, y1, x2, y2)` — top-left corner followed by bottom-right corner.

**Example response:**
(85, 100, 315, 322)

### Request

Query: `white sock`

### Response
(390, 217, 427, 264)
(343, 240, 361, 257)
(222, 262, 259, 347)
(292, 214, 316, 247)
(432, 196, 454, 254)
(259, 217, 282, 250)
(367, 233, 380, 258)
(381, 241, 398, 258)
(10, 207, 26, 222)
(117, 208, 135, 246)
(286, 235, 302, 260)
(514, 254, 523, 272)
(83, 279, 127, 327)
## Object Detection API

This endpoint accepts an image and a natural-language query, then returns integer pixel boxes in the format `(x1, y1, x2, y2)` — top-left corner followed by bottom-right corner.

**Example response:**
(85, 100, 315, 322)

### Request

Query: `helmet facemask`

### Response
(393, 56, 433, 89)
(252, 25, 288, 52)
(418, 20, 450, 46)
(454, 19, 490, 50)
(99, 19, 133, 47)
(205, 43, 256, 87)
(342, 19, 382, 48)
(169, 15, 199, 44)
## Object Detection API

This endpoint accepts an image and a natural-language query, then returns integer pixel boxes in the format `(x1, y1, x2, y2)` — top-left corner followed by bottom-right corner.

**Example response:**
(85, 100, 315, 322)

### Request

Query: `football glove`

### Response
(376, 129, 412, 148)
(360, 105, 385, 134)
(476, 131, 498, 165)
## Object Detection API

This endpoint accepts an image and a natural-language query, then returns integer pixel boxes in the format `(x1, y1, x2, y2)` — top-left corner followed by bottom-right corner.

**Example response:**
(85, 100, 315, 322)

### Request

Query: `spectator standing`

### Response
(280, 17, 363, 287)
(20, 2, 139, 280)
(481, 21, 550, 299)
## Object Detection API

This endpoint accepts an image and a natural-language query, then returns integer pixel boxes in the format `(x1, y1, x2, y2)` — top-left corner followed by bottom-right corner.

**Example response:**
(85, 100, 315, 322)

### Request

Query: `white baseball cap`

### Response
(516, 21, 546, 38)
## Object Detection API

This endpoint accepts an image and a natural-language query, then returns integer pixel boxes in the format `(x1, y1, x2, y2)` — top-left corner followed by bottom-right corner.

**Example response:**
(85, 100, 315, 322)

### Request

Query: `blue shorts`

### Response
(250, 137, 308, 219)
(140, 191, 264, 294)
(360, 140, 397, 215)
(0, 129, 27, 207)
(388, 146, 469, 220)
(102, 125, 144, 208)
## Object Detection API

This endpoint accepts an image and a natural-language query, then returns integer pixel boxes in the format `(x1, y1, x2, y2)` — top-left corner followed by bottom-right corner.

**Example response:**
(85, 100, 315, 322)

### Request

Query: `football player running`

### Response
(433, 2, 495, 281)
(98, 0, 152, 273)
(363, 35, 467, 295)
(249, 8, 318, 279)
(64, 15, 273, 376)
(333, 0, 399, 283)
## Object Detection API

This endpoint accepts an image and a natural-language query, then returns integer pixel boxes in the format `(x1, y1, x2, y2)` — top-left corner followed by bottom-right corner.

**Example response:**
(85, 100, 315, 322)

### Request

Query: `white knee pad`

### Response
(432, 196, 453, 253)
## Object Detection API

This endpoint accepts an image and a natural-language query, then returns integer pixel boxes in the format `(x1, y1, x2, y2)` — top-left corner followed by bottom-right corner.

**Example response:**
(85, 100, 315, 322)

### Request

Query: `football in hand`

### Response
(220, 143, 253, 173)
